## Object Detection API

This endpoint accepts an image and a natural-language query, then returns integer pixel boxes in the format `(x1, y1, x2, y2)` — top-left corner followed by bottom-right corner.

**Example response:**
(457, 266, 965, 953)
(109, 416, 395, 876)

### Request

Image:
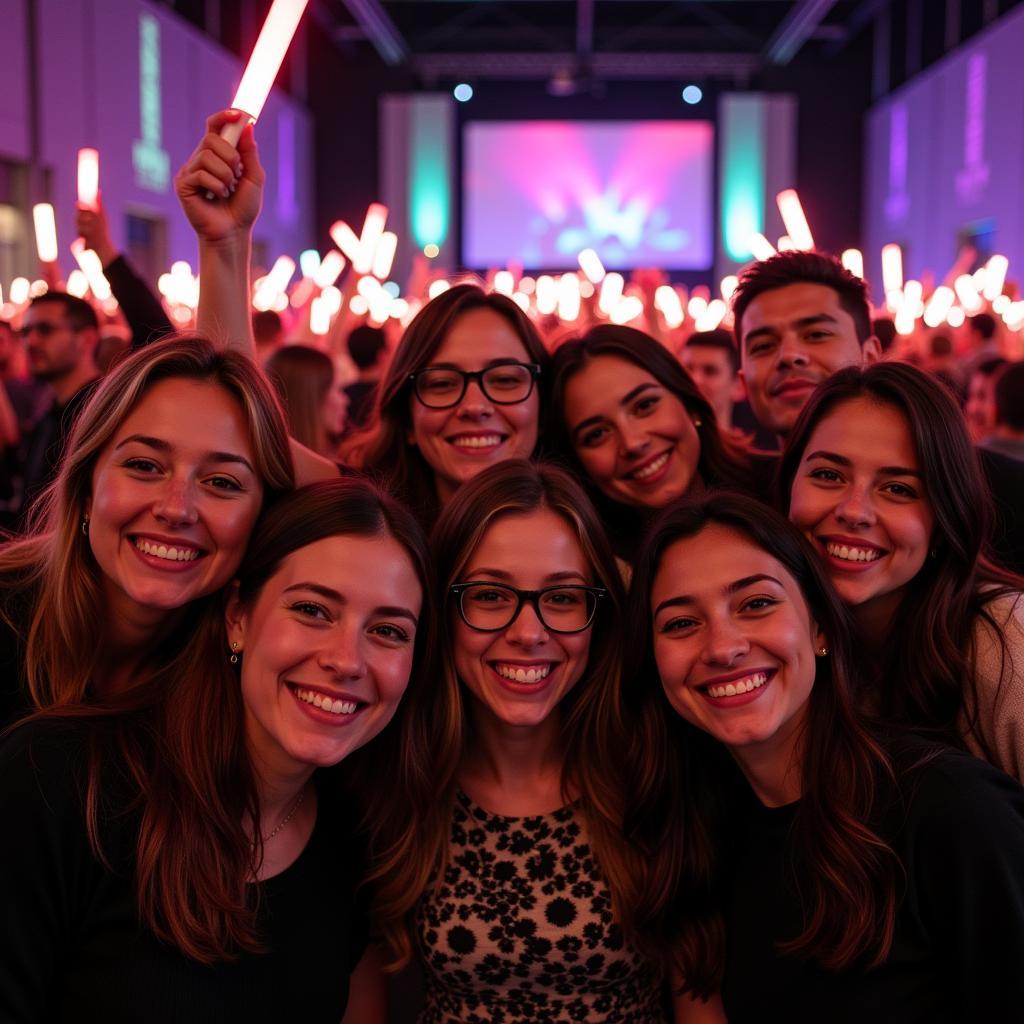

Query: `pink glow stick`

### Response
(78, 149, 100, 211)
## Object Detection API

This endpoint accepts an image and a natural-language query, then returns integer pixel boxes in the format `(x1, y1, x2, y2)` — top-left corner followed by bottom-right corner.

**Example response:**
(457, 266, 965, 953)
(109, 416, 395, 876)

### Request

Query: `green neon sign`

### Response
(133, 13, 170, 193)
(721, 97, 765, 262)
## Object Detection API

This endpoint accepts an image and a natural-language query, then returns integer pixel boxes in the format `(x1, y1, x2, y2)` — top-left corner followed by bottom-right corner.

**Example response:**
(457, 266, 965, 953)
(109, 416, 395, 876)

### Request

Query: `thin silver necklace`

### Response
(261, 787, 307, 844)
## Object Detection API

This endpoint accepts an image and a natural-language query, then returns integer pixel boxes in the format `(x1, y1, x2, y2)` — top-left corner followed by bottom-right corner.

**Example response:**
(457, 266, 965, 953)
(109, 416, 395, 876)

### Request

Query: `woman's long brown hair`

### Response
(362, 459, 643, 969)
(23, 478, 434, 963)
(777, 362, 1023, 759)
(626, 493, 901, 997)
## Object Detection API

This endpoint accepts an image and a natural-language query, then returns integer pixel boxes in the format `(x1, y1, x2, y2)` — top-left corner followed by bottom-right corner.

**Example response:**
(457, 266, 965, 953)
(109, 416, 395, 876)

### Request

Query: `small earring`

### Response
(229, 641, 240, 665)
(693, 417, 703, 428)
(929, 548, 939, 559)
(81, 515, 90, 536)
(817, 646, 828, 657)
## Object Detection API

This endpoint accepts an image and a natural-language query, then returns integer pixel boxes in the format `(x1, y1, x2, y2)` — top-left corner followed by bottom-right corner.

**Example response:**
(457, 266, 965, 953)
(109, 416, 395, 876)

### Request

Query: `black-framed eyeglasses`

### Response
(409, 361, 541, 409)
(451, 582, 606, 634)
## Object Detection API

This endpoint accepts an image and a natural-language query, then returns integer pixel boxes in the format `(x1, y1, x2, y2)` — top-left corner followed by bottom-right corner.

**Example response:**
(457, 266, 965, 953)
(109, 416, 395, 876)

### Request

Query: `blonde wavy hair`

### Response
(0, 335, 294, 709)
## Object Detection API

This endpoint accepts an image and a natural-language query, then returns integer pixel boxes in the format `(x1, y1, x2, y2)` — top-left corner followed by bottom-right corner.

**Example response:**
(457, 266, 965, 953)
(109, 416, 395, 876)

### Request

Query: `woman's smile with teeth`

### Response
(450, 434, 504, 449)
(703, 672, 768, 699)
(493, 663, 552, 684)
(133, 537, 201, 561)
(628, 451, 670, 480)
(824, 541, 883, 562)
(293, 686, 360, 715)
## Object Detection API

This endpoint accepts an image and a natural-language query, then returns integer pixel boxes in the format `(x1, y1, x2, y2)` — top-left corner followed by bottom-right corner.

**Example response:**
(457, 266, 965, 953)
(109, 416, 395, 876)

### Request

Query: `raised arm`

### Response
(175, 109, 263, 355)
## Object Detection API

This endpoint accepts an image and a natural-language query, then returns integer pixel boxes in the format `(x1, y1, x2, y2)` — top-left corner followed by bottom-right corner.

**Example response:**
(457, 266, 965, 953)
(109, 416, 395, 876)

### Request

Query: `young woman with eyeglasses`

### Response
(339, 285, 549, 523)
(354, 460, 701, 1022)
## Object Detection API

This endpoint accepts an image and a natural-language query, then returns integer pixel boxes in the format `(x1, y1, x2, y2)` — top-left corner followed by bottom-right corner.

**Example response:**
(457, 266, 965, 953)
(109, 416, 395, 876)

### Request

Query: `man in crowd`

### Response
(980, 362, 1024, 463)
(343, 324, 386, 432)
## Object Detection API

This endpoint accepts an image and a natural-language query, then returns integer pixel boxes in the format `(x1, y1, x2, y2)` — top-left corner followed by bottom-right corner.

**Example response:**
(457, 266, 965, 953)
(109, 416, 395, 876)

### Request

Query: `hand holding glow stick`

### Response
(219, 0, 310, 147)
(78, 149, 100, 211)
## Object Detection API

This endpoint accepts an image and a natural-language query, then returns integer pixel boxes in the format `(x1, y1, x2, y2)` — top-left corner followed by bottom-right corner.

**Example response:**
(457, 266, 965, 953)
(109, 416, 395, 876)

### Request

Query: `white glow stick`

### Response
(221, 0, 310, 146)
(253, 255, 295, 309)
(77, 149, 100, 210)
(535, 275, 558, 315)
(310, 296, 330, 335)
(299, 249, 321, 279)
(329, 221, 364, 265)
(841, 249, 864, 279)
(314, 250, 345, 288)
(493, 270, 515, 296)
(511, 292, 530, 313)
(29, 280, 49, 298)
(349, 294, 369, 315)
(903, 280, 924, 315)
(696, 299, 728, 332)
(983, 255, 1008, 301)
(371, 231, 398, 280)
(776, 190, 815, 250)
(946, 306, 966, 328)
(357, 275, 382, 300)
(881, 244, 903, 295)
(885, 290, 904, 315)
(923, 286, 955, 328)
(577, 248, 606, 283)
(428, 280, 450, 300)
(748, 233, 777, 262)
(33, 204, 59, 263)
(894, 306, 916, 335)
(70, 239, 111, 300)
(687, 295, 708, 320)
(654, 285, 684, 328)
(777, 236, 797, 252)
(9, 278, 30, 305)
(993, 294, 1011, 315)
(597, 273, 623, 315)
(557, 274, 581, 322)
(720, 275, 739, 302)
(355, 204, 389, 275)
(610, 295, 644, 325)
(954, 274, 983, 312)
(321, 285, 342, 315)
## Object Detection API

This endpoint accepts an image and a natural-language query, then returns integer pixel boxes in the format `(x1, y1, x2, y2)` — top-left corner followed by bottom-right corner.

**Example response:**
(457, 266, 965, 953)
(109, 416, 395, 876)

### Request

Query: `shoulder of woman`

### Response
(0, 718, 92, 823)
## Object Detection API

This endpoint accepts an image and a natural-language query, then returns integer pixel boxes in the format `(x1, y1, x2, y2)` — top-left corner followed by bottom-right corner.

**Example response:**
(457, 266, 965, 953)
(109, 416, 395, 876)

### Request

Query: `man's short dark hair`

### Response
(731, 250, 872, 349)
(872, 317, 897, 353)
(252, 309, 284, 345)
(684, 328, 739, 374)
(347, 324, 386, 370)
(968, 312, 997, 342)
(975, 356, 1008, 380)
(994, 362, 1024, 431)
(29, 292, 98, 332)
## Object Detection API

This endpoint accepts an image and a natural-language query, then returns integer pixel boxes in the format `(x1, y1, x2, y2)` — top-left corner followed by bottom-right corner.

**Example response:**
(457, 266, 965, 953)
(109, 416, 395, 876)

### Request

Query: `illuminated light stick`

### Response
(355, 204, 389, 275)
(557, 274, 581, 322)
(696, 299, 728, 332)
(579, 279, 595, 299)
(777, 235, 797, 252)
(946, 306, 966, 328)
(349, 294, 369, 316)
(885, 290, 904, 315)
(881, 244, 903, 295)
(356, 275, 382, 300)
(29, 280, 49, 298)
(903, 279, 924, 315)
(748, 233, 777, 262)
(983, 254, 1009, 301)
(310, 295, 330, 335)
(577, 248, 606, 284)
(610, 295, 644, 325)
(720, 275, 739, 302)
(954, 274, 983, 313)
(535, 275, 558, 316)
(511, 292, 530, 314)
(493, 270, 515, 296)
(77, 149, 100, 210)
(9, 277, 30, 304)
(654, 285, 684, 329)
(315, 250, 346, 288)
(776, 190, 815, 251)
(70, 240, 111, 300)
(299, 249, 321, 279)
(687, 295, 708, 321)
(597, 273, 623, 315)
(391, 297, 410, 321)
(371, 231, 398, 281)
(428, 279, 450, 300)
(993, 293, 1011, 315)
(289, 277, 316, 308)
(33, 204, 59, 263)
(894, 305, 917, 336)
(519, 276, 536, 295)
(321, 285, 342, 315)
(329, 221, 364, 266)
(367, 287, 391, 326)
(841, 249, 864, 279)
(923, 286, 955, 328)
(219, 0, 310, 148)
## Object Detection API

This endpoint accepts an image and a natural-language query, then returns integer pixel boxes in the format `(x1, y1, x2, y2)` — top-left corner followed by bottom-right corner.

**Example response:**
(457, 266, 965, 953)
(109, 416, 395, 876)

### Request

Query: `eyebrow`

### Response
(804, 449, 921, 478)
(114, 434, 256, 473)
(653, 574, 784, 617)
(466, 567, 589, 584)
(427, 358, 524, 370)
(743, 313, 840, 348)
(571, 382, 660, 437)
(284, 582, 419, 623)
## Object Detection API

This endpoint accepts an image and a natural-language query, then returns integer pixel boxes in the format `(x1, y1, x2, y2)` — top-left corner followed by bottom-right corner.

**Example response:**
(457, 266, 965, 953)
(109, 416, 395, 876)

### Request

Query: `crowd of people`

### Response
(1, 112, 1023, 1023)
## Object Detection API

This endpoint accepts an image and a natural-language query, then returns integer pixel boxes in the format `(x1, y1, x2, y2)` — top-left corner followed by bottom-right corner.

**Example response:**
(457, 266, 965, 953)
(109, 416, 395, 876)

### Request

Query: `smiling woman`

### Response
(626, 492, 1024, 1021)
(0, 478, 432, 1022)
(0, 335, 294, 726)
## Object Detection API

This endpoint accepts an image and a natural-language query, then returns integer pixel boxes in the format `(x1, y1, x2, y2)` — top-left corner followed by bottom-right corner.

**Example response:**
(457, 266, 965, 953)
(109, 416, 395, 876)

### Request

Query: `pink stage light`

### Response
(222, 0, 310, 146)
(776, 190, 814, 251)
(33, 204, 58, 263)
(77, 149, 100, 210)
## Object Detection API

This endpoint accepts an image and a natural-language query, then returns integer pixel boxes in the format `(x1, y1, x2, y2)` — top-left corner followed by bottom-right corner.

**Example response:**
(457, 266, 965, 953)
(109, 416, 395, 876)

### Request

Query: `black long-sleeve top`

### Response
(0, 720, 368, 1023)
(102, 253, 174, 351)
(722, 746, 1024, 1022)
